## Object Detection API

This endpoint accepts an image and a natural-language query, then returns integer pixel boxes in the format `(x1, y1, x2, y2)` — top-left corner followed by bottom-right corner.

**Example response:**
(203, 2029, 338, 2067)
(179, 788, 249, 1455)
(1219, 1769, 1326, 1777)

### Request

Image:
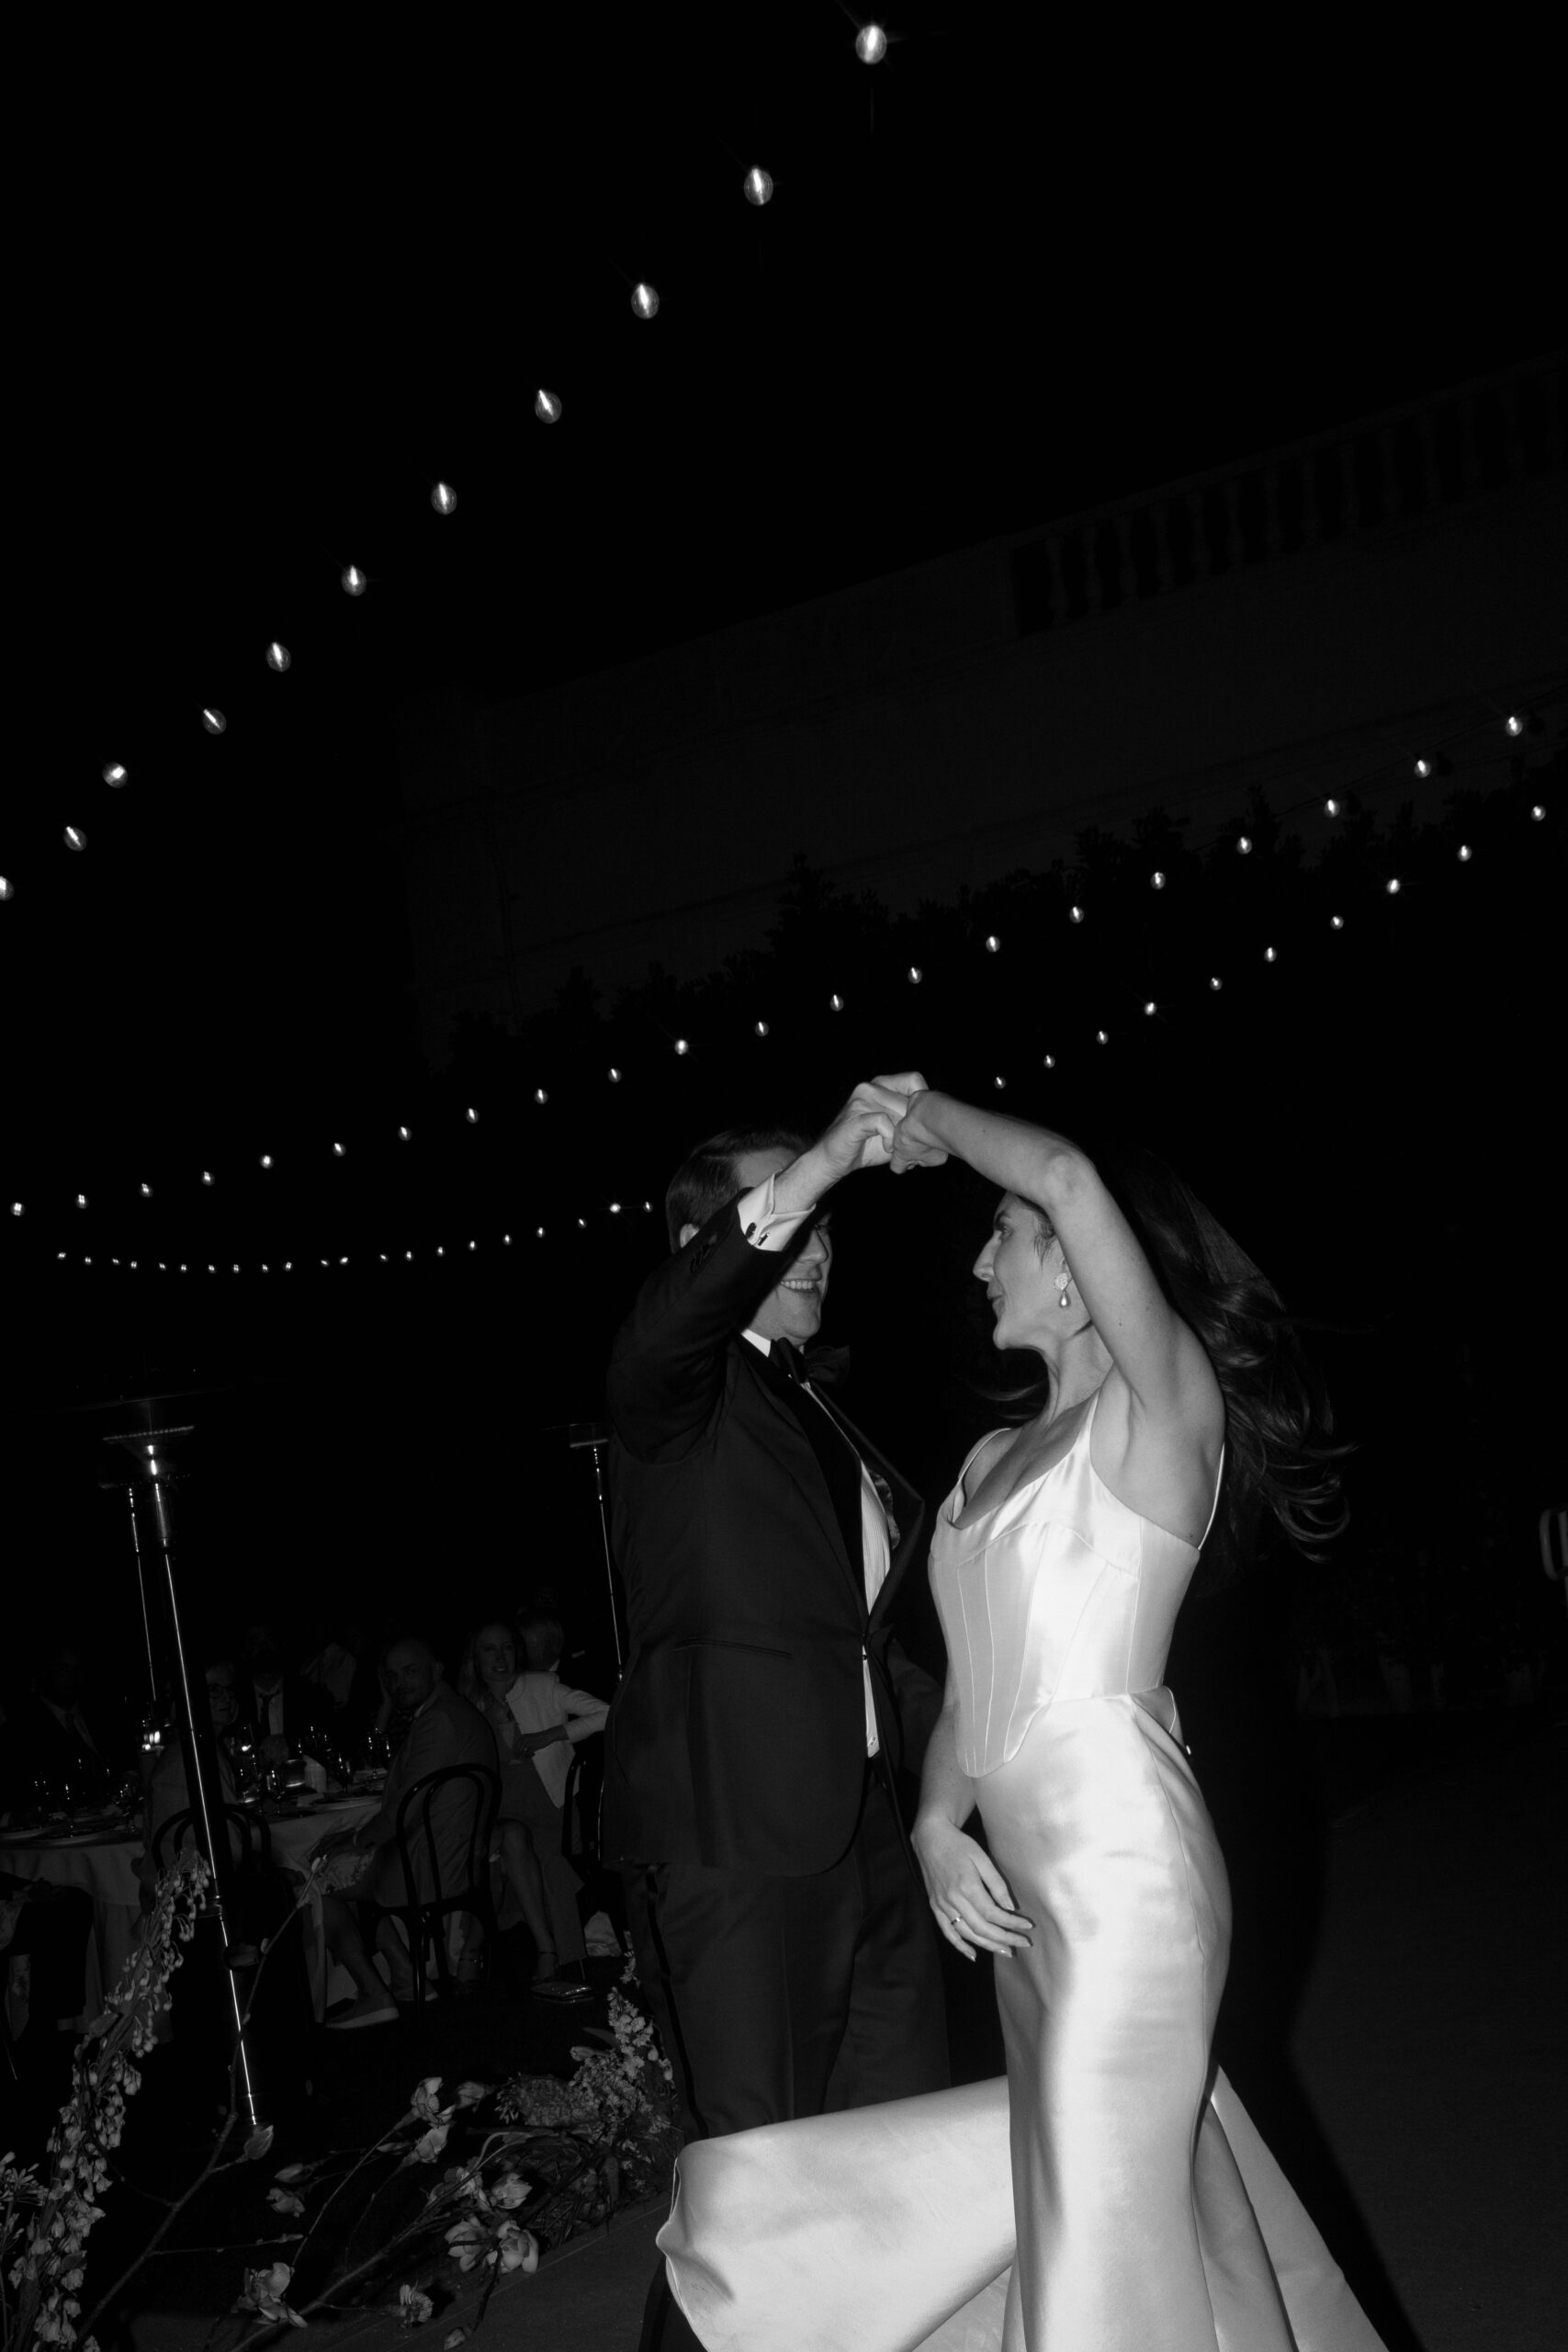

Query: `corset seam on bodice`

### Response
(931, 1389, 1224, 1778)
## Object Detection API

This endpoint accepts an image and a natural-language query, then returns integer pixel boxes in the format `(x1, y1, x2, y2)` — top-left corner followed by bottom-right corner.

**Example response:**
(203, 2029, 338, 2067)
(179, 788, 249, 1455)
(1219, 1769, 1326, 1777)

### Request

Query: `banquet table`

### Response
(0, 1792, 380, 2026)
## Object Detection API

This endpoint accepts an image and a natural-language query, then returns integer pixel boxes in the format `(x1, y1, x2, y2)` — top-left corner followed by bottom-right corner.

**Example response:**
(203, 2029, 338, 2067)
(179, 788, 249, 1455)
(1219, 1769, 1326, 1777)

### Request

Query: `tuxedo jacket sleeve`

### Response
(604, 1203, 928, 1876)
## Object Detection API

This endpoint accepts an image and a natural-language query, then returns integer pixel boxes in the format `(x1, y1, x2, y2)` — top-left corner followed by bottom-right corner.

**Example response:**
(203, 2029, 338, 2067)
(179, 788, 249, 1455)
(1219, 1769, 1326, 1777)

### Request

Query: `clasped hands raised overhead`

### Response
(825, 1073, 952, 1173)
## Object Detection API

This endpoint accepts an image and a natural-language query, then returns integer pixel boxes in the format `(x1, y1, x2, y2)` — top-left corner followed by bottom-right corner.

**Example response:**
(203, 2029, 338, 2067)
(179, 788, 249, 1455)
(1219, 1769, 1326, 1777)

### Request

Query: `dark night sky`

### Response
(4, 8, 1562, 1677)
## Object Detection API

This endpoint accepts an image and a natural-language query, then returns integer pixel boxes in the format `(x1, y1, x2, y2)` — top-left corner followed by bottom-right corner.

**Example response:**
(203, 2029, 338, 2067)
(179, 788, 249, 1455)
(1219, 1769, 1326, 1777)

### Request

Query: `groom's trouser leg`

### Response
(823, 1768, 949, 2109)
(624, 1770, 948, 2349)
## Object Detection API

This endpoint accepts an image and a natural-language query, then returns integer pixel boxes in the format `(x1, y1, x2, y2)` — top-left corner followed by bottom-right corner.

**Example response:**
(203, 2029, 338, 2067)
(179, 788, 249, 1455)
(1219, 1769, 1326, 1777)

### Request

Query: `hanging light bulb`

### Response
(754, 1020, 770, 1036)
(829, 993, 844, 1012)
(1043, 1054, 1056, 1069)
(534, 389, 562, 423)
(1209, 977, 1223, 991)
(333, 1141, 346, 1156)
(140, 1182, 152, 1196)
(631, 282, 660, 319)
(608, 1066, 622, 1081)
(1530, 804, 1546, 820)
(743, 165, 773, 206)
(201, 1170, 214, 1185)
(466, 1107, 479, 1124)
(1143, 1001, 1156, 1016)
(343, 565, 367, 594)
(1151, 871, 1166, 889)
(908, 966, 922, 984)
(0, 877, 12, 900)
(260, 1154, 273, 1168)
(64, 825, 86, 851)
(1458, 844, 1472, 862)
(1069, 904, 1084, 923)
(1414, 756, 1433, 779)
(1264, 946, 1277, 962)
(201, 708, 227, 735)
(76, 1193, 88, 1207)
(1505, 714, 1525, 737)
(1331, 915, 1345, 929)
(104, 762, 128, 786)
(674, 1038, 690, 1057)
(1325, 797, 1340, 816)
(265, 642, 291, 672)
(10, 1202, 21, 1216)
(1236, 834, 1252, 854)
(432, 481, 457, 514)
(994, 1075, 1007, 1089)
(985, 934, 1000, 953)
(535, 1088, 548, 1104)
(399, 1125, 411, 1140)
(610, 1203, 622, 1215)
(1385, 877, 1401, 895)
(856, 22, 888, 61)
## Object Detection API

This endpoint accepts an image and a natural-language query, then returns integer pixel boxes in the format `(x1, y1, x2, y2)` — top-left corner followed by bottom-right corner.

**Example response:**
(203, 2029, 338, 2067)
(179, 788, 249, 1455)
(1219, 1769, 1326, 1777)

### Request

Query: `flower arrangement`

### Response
(5, 1889, 677, 2348)
(2, 1849, 209, 2351)
(243, 1946, 680, 2333)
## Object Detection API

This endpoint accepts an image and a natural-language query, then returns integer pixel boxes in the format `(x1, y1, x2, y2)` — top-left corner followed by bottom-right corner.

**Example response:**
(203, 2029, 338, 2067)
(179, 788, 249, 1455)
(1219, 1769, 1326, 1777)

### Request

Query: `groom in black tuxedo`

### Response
(605, 1081, 949, 2351)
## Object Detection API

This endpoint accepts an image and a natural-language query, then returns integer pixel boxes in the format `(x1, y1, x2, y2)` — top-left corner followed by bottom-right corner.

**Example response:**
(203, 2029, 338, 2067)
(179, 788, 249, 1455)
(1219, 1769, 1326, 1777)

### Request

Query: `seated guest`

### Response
(313, 1636, 492, 2030)
(300, 1620, 380, 1734)
(0, 1870, 95, 2115)
(457, 1623, 592, 1999)
(513, 1610, 609, 1821)
(240, 1622, 334, 1767)
(140, 1659, 242, 1892)
(6, 1641, 115, 1811)
(372, 1642, 421, 1758)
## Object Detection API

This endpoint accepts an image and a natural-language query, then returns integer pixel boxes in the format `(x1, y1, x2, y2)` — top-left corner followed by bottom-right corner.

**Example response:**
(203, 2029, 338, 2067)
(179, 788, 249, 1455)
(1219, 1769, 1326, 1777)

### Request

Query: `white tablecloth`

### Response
(0, 1793, 379, 2025)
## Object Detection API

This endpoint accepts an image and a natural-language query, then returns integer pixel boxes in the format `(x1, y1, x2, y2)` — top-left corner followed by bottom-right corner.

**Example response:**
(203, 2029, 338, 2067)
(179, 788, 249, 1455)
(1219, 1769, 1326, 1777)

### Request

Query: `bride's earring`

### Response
(1057, 1265, 1074, 1308)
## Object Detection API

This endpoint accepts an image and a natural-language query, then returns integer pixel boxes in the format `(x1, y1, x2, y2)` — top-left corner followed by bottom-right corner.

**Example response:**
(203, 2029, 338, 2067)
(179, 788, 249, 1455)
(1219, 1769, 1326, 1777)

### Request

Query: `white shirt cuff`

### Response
(736, 1173, 817, 1253)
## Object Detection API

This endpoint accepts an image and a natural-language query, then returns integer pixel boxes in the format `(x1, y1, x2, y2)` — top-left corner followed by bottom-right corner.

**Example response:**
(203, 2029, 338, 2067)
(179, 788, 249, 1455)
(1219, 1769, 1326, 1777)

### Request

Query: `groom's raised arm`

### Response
(608, 1201, 809, 1462)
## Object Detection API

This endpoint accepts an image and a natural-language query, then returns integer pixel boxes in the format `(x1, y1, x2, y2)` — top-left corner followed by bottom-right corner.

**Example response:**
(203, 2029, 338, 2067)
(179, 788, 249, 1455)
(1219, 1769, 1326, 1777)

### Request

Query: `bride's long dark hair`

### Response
(996, 1141, 1349, 1578)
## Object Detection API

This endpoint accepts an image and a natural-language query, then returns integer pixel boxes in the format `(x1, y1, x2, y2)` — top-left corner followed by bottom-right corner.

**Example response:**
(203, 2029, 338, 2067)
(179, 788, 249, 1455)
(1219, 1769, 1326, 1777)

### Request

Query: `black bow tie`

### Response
(772, 1340, 849, 1390)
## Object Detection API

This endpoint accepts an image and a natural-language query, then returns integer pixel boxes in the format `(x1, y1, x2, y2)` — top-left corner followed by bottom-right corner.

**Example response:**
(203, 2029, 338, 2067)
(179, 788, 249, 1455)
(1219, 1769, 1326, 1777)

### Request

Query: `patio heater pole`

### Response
(123, 1481, 162, 1716)
(105, 1422, 262, 2131)
(570, 1423, 624, 1674)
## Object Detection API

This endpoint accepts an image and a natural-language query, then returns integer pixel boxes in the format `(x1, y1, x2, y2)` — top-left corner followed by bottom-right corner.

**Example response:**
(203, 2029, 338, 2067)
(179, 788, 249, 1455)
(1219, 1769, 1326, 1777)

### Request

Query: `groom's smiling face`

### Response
(733, 1145, 834, 1347)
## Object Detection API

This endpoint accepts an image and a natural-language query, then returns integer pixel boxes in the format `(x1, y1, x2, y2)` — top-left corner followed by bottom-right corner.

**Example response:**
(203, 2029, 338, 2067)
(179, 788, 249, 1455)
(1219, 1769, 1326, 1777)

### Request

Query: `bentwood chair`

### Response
(152, 1804, 273, 1878)
(367, 1762, 501, 2011)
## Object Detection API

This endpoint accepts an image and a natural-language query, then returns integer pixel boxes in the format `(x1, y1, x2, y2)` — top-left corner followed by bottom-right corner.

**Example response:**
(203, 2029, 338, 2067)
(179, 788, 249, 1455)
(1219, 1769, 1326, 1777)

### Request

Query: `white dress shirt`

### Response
(738, 1175, 890, 1757)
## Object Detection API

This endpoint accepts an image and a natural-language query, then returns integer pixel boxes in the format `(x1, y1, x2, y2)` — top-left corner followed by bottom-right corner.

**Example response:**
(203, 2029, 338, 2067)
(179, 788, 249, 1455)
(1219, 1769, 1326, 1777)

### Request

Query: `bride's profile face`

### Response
(974, 1193, 1062, 1351)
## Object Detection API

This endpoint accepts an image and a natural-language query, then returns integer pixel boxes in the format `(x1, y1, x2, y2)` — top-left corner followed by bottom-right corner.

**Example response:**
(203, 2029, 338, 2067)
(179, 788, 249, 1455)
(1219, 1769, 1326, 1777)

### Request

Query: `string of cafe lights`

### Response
(0, 27, 913, 904)
(9, 702, 1559, 1260)
(45, 1206, 664, 1280)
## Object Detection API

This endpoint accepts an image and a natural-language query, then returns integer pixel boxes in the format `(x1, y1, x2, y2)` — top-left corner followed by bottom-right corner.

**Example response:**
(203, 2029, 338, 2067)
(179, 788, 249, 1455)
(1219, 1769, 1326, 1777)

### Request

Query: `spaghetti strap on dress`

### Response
(660, 1392, 1385, 2349)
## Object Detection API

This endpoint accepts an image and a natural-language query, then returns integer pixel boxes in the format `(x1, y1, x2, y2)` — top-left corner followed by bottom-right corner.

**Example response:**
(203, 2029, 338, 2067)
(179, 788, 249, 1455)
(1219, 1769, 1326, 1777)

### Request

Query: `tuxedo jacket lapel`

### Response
(815, 1390, 927, 1627)
(748, 1343, 865, 1613)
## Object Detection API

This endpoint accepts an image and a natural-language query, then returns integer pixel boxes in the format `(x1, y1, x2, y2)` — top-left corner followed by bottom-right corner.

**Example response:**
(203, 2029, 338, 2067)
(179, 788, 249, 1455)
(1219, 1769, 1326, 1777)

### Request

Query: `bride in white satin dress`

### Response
(660, 1090, 1387, 2352)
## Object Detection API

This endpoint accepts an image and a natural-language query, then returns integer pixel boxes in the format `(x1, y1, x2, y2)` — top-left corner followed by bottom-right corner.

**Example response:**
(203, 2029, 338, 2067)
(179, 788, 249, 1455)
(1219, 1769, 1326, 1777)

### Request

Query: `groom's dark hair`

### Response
(664, 1125, 813, 1251)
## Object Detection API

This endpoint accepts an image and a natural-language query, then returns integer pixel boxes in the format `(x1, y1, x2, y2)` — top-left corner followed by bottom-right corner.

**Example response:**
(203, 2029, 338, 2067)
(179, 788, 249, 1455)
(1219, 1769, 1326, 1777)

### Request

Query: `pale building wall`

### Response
(393, 363, 1565, 1064)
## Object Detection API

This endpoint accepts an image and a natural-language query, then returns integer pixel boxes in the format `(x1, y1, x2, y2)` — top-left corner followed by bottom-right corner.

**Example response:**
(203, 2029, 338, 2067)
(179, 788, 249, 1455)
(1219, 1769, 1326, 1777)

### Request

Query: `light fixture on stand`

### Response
(102, 1411, 263, 2130)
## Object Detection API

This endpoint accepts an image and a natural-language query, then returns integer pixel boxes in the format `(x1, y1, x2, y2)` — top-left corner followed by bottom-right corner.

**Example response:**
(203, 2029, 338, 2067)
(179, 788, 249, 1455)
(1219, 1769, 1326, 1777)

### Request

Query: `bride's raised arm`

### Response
(885, 1086, 1223, 1449)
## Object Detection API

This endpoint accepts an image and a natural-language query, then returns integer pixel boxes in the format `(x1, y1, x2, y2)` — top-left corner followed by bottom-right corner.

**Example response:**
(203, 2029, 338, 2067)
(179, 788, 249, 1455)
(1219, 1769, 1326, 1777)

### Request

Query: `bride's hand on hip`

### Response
(912, 1814, 1032, 1961)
